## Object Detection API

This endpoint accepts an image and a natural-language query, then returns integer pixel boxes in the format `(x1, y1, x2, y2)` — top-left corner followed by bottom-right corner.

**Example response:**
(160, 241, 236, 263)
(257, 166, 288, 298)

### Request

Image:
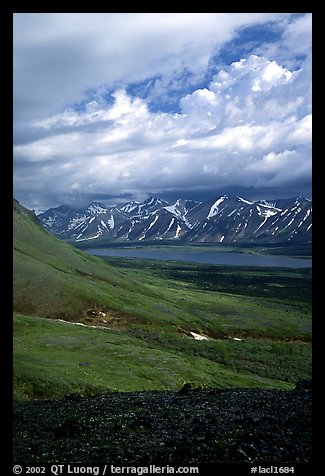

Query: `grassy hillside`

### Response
(15, 314, 303, 399)
(13, 199, 161, 321)
(13, 199, 312, 399)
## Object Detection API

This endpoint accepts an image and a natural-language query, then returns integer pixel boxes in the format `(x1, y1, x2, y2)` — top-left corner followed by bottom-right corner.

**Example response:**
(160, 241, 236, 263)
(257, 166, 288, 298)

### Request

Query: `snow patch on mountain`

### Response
(238, 197, 253, 205)
(76, 233, 101, 242)
(67, 216, 87, 231)
(120, 201, 139, 214)
(38, 195, 312, 245)
(207, 196, 226, 219)
(166, 218, 175, 232)
(107, 215, 115, 230)
(147, 215, 159, 231)
(256, 205, 278, 218)
(175, 225, 182, 238)
(164, 203, 181, 217)
(43, 216, 56, 228)
(87, 203, 107, 215)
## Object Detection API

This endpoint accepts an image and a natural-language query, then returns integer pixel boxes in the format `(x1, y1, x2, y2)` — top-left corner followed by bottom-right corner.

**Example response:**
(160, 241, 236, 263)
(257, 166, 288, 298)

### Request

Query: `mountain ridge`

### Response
(38, 194, 312, 245)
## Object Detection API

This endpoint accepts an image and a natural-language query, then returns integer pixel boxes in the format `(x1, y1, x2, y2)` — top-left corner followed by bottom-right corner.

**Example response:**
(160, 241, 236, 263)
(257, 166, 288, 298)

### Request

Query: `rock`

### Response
(62, 393, 83, 401)
(13, 386, 312, 464)
(294, 379, 312, 391)
(178, 383, 192, 395)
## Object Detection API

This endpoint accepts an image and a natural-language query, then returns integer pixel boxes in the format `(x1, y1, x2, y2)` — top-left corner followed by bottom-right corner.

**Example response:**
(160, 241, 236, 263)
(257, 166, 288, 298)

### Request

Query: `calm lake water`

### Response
(86, 248, 312, 268)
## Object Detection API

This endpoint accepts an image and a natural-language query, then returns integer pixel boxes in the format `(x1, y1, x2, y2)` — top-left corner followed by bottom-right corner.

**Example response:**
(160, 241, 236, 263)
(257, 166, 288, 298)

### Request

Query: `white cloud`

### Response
(13, 13, 312, 208)
(14, 51, 311, 208)
(247, 150, 298, 173)
(13, 12, 290, 122)
(281, 13, 312, 58)
(287, 114, 312, 144)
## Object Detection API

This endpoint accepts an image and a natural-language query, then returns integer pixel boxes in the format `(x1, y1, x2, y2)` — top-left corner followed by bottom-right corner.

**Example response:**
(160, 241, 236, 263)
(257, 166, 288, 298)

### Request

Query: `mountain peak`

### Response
(144, 197, 168, 206)
(86, 202, 108, 215)
(38, 194, 312, 245)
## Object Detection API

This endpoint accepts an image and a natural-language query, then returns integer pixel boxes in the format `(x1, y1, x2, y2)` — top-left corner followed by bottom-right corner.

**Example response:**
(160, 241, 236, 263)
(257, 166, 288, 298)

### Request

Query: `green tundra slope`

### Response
(13, 199, 311, 398)
(13, 198, 162, 321)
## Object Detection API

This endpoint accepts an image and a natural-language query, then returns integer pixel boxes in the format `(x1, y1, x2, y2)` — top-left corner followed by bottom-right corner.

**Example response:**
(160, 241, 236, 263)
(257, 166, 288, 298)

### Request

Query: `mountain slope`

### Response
(38, 195, 312, 245)
(13, 199, 159, 321)
(185, 195, 312, 244)
(13, 199, 311, 399)
(39, 201, 128, 242)
(39, 197, 199, 242)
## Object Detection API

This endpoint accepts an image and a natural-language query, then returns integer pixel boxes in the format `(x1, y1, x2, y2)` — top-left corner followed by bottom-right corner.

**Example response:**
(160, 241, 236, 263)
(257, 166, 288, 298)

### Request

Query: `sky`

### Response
(13, 13, 312, 212)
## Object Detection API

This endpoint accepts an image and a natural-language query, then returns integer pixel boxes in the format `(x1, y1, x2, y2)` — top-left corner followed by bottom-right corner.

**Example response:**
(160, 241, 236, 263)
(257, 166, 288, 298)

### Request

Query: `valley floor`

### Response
(13, 260, 312, 399)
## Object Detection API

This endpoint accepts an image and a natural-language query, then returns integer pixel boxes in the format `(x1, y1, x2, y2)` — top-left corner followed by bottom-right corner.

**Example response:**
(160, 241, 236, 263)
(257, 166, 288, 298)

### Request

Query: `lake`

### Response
(86, 248, 312, 268)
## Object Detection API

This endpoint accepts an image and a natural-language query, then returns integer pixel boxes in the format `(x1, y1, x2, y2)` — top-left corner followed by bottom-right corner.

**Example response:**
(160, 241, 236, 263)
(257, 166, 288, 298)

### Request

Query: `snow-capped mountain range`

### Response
(38, 195, 312, 245)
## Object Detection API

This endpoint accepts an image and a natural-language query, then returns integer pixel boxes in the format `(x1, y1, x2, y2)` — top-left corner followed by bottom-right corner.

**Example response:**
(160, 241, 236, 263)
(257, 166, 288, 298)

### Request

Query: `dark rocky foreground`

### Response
(13, 380, 312, 464)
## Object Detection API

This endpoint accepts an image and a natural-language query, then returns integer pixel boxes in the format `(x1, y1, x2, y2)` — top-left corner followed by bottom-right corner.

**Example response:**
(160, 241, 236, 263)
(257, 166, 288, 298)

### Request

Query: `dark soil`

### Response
(13, 380, 311, 464)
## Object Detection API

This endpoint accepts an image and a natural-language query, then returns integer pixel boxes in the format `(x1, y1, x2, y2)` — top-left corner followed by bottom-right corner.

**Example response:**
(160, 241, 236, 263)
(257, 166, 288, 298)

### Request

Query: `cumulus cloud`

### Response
(13, 13, 312, 209)
(14, 51, 311, 209)
(13, 12, 290, 122)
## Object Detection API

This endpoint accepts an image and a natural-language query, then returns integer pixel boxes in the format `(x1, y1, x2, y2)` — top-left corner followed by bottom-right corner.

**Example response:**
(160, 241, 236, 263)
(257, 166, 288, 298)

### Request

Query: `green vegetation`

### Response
(97, 256, 311, 341)
(13, 199, 161, 321)
(13, 200, 312, 399)
(103, 256, 311, 302)
(14, 314, 310, 399)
